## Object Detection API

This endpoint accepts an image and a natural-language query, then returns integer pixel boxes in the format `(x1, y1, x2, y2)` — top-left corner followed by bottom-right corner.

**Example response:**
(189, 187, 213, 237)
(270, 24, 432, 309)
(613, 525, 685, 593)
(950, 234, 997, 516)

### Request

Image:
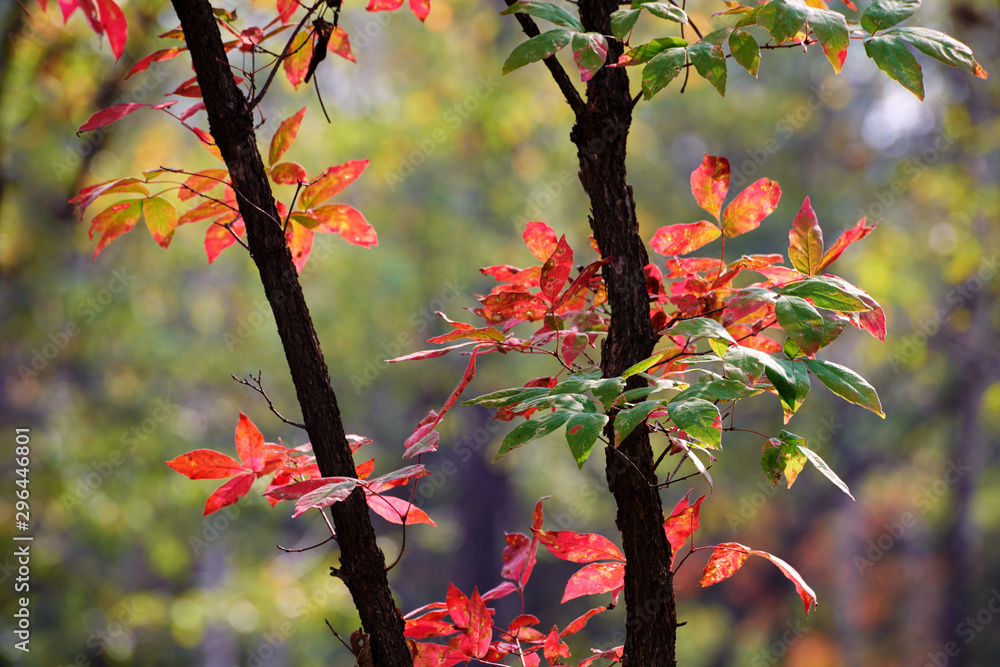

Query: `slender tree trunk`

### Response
(573, 0, 678, 663)
(169, 1, 412, 663)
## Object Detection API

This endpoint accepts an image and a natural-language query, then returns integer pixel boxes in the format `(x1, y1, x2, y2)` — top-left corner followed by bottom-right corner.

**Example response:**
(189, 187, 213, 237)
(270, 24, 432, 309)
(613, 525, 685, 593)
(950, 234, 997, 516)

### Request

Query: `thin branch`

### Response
(277, 535, 335, 552)
(502, 0, 587, 116)
(232, 371, 307, 429)
(249, 0, 325, 110)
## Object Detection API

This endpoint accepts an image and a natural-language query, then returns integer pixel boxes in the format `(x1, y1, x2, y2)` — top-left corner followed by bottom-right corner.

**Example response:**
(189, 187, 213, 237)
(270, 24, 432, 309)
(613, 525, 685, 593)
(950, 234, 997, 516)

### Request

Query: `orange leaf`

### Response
(523, 221, 558, 261)
(650, 221, 721, 256)
(299, 159, 368, 209)
(722, 178, 781, 237)
(269, 107, 307, 166)
(166, 449, 247, 479)
(328, 26, 355, 62)
(89, 200, 142, 257)
(309, 204, 378, 247)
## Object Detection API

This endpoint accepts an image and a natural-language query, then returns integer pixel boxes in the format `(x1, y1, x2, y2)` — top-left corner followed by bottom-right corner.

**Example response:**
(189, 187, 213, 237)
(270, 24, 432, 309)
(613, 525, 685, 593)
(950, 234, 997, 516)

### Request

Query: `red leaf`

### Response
(405, 619, 458, 639)
(127, 47, 185, 79)
(95, 0, 127, 60)
(699, 542, 817, 615)
(557, 257, 609, 308)
(535, 530, 625, 563)
(365, 464, 430, 493)
(722, 178, 781, 238)
(482, 581, 518, 601)
(269, 162, 308, 185)
(328, 26, 355, 62)
(238, 26, 264, 52)
(265, 476, 355, 501)
(386, 342, 479, 363)
(690, 154, 730, 220)
(427, 327, 504, 345)
(539, 235, 574, 304)
(283, 29, 313, 88)
(285, 220, 314, 273)
(579, 646, 624, 667)
(367, 0, 404, 11)
(167, 449, 247, 479)
(446, 584, 471, 628)
(650, 221, 722, 256)
(354, 458, 375, 480)
(234, 412, 267, 475)
(300, 159, 368, 209)
(277, 0, 297, 23)
(269, 107, 306, 166)
(89, 200, 142, 257)
(205, 216, 244, 263)
(459, 588, 492, 659)
(788, 197, 825, 275)
(79, 103, 150, 133)
(179, 101, 205, 121)
(561, 606, 608, 637)
(411, 641, 467, 667)
(523, 221, 558, 261)
(479, 292, 550, 321)
(543, 626, 570, 662)
(289, 478, 359, 518)
(817, 217, 877, 273)
(501, 533, 535, 586)
(70, 178, 148, 217)
(663, 490, 705, 567)
(366, 493, 436, 525)
(203, 473, 254, 515)
(562, 562, 624, 602)
(308, 204, 378, 247)
(179, 168, 228, 200)
(409, 0, 431, 21)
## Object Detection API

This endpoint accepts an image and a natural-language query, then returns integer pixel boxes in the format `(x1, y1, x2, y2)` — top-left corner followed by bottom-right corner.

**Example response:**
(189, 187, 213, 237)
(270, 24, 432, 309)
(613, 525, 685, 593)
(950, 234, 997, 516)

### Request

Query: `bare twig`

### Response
(232, 371, 307, 429)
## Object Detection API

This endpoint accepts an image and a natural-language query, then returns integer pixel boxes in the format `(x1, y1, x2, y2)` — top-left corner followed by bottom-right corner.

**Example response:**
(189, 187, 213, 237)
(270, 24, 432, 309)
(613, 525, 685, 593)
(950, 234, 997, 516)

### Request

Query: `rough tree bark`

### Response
(169, 1, 412, 663)
(572, 0, 678, 663)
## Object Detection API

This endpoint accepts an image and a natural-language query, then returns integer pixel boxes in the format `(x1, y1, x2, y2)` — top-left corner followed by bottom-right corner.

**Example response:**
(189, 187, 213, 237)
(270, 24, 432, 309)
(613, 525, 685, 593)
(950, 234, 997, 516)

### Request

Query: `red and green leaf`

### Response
(788, 197, 824, 274)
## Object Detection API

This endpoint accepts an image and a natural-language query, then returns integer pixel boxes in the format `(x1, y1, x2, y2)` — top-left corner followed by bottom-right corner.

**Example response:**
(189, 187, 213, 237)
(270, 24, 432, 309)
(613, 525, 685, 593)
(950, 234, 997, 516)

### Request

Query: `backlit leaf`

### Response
(205, 217, 244, 263)
(141, 197, 177, 249)
(523, 221, 558, 260)
(561, 562, 624, 602)
(269, 107, 307, 166)
(95, 0, 127, 59)
(701, 542, 817, 614)
(758, 0, 808, 44)
(615, 37, 688, 67)
(864, 34, 923, 100)
(270, 162, 308, 185)
(780, 275, 874, 311)
(328, 26, 355, 62)
(366, 494, 436, 525)
(166, 449, 247, 480)
(891, 27, 988, 79)
(409, 0, 431, 22)
(775, 295, 829, 355)
(643, 2, 688, 24)
(803, 357, 884, 417)
(797, 441, 854, 499)
(480, 292, 550, 321)
(690, 154, 730, 220)
(536, 529, 625, 563)
(728, 29, 760, 76)
(309, 204, 378, 247)
(367, 0, 404, 10)
(79, 103, 151, 133)
(760, 435, 806, 488)
(861, 0, 920, 34)
(283, 29, 312, 89)
(300, 159, 368, 209)
(572, 31, 608, 82)
(126, 47, 185, 79)
(502, 29, 572, 76)
(540, 236, 573, 304)
(284, 220, 314, 273)
(807, 7, 849, 73)
(788, 197, 824, 274)
(89, 200, 143, 257)
(459, 589, 491, 659)
(817, 217, 877, 272)
(722, 178, 781, 237)
(668, 317, 737, 344)
(203, 474, 255, 515)
(663, 490, 705, 566)
(179, 168, 228, 200)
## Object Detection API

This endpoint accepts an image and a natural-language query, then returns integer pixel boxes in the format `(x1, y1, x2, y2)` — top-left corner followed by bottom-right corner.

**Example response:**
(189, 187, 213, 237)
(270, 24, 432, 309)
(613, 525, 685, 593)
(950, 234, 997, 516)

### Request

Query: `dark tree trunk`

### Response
(573, 0, 678, 663)
(169, 1, 412, 663)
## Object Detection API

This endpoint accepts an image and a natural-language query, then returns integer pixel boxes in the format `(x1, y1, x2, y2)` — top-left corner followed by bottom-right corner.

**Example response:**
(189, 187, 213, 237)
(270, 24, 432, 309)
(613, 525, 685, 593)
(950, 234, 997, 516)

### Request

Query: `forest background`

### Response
(0, 0, 997, 664)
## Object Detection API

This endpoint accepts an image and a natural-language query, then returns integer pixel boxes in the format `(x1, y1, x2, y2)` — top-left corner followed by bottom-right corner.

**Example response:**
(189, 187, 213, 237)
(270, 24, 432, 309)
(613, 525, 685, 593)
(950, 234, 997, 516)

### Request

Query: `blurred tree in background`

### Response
(0, 0, 997, 665)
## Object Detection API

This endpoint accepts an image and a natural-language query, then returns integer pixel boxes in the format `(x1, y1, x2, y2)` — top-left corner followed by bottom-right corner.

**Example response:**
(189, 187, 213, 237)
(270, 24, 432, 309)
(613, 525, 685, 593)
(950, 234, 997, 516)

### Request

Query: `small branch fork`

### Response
(232, 371, 307, 429)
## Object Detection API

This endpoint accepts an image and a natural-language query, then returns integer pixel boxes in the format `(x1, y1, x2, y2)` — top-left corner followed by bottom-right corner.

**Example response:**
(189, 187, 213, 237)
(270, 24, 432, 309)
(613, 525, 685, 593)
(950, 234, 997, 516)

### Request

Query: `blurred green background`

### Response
(0, 0, 997, 665)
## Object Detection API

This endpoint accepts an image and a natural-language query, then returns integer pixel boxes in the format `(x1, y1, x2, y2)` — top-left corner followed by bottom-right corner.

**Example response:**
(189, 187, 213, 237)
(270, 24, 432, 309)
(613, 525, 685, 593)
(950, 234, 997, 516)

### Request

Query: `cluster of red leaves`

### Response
(72, 106, 375, 268)
(38, 0, 128, 60)
(167, 413, 434, 525)
(406, 490, 814, 665)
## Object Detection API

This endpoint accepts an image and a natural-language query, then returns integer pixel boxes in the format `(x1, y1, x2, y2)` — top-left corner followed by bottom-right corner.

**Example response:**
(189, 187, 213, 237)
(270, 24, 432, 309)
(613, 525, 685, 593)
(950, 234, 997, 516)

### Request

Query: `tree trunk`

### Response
(573, 0, 678, 663)
(169, 1, 412, 663)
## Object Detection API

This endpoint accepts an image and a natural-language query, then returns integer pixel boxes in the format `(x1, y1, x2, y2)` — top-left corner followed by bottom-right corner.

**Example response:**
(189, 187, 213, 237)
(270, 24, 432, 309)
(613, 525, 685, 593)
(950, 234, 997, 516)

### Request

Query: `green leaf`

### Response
(610, 8, 642, 40)
(141, 197, 177, 250)
(806, 8, 849, 74)
(622, 349, 674, 379)
(804, 358, 883, 417)
(642, 2, 688, 24)
(614, 400, 662, 445)
(779, 276, 873, 311)
(641, 47, 687, 99)
(667, 398, 722, 448)
(687, 43, 727, 96)
(864, 34, 923, 99)
(891, 27, 989, 79)
(771, 357, 809, 422)
(861, 0, 920, 35)
(463, 386, 552, 408)
(592, 377, 626, 410)
(618, 37, 688, 67)
(758, 0, 808, 45)
(572, 32, 609, 82)
(670, 378, 761, 404)
(761, 436, 807, 488)
(518, 392, 593, 413)
(723, 345, 766, 385)
(494, 411, 573, 461)
(500, 1, 584, 32)
(566, 412, 609, 467)
(550, 370, 603, 395)
(775, 295, 830, 355)
(797, 442, 854, 500)
(667, 317, 737, 345)
(729, 30, 760, 77)
(503, 29, 573, 75)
